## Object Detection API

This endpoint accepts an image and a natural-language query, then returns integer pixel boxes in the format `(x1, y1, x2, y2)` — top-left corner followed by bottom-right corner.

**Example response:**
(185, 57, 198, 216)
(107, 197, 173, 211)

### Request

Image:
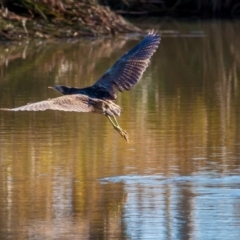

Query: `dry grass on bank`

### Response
(0, 0, 140, 40)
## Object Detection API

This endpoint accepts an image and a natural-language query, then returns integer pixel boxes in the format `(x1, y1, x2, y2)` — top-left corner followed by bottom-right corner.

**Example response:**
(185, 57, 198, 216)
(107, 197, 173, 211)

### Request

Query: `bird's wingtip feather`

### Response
(0, 108, 13, 111)
(147, 30, 160, 38)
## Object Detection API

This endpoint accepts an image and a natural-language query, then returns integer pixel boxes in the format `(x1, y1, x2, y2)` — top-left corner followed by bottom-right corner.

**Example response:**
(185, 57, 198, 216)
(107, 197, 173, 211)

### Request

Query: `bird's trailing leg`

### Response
(107, 116, 129, 142)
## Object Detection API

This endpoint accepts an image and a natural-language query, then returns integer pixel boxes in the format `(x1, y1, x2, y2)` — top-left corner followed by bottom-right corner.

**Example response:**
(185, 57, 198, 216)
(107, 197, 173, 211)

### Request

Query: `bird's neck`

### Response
(64, 86, 116, 100)
(65, 87, 87, 95)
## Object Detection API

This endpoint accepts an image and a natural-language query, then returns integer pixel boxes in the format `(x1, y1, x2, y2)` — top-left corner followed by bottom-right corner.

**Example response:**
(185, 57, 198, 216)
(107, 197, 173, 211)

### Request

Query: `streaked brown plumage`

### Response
(1, 31, 161, 142)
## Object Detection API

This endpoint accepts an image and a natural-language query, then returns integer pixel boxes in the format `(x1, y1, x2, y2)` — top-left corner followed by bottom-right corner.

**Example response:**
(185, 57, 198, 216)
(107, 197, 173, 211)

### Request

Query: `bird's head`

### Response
(48, 85, 70, 95)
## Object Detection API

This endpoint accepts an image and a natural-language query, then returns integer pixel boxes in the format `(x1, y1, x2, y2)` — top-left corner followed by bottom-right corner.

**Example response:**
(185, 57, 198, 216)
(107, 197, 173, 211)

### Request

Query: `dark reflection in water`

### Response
(0, 20, 240, 239)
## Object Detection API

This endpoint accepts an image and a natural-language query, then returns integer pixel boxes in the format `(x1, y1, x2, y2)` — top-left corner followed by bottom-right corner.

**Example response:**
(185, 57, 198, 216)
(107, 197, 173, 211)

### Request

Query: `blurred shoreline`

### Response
(0, 0, 239, 41)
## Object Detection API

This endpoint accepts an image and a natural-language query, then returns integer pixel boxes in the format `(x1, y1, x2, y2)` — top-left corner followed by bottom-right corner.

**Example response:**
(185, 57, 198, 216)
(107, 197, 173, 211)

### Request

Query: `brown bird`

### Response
(1, 31, 160, 142)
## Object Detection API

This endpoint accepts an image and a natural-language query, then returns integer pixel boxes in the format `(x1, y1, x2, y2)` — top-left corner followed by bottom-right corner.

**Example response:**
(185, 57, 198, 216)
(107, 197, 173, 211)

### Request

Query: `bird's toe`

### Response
(114, 126, 129, 142)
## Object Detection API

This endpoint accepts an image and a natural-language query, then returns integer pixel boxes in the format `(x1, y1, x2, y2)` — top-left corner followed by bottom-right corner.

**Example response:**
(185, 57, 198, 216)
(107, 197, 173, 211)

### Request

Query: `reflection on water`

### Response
(1, 20, 240, 239)
(101, 175, 240, 239)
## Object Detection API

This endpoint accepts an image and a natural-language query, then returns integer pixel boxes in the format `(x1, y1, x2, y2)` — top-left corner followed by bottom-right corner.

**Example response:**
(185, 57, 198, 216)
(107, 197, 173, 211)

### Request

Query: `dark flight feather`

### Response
(93, 31, 160, 94)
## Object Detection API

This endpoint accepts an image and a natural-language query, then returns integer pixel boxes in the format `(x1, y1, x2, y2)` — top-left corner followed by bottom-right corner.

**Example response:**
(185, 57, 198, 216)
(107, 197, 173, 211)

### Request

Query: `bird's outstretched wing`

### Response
(0, 95, 95, 112)
(93, 31, 160, 93)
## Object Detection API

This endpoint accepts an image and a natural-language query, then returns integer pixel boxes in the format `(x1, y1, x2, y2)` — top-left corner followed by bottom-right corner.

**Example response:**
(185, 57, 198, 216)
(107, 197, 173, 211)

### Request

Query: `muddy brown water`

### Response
(1, 20, 240, 239)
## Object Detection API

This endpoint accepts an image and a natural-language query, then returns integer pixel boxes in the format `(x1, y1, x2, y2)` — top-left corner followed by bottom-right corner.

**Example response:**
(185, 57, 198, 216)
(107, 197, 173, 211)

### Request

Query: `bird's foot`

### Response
(114, 126, 129, 142)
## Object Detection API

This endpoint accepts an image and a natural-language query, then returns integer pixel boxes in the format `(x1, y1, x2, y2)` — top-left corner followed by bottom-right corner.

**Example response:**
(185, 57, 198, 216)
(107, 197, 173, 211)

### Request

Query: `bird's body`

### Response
(1, 31, 161, 142)
(51, 85, 117, 100)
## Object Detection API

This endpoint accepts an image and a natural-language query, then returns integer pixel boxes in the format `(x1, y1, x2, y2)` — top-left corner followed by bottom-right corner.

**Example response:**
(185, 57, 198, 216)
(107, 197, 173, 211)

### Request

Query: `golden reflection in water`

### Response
(0, 20, 240, 239)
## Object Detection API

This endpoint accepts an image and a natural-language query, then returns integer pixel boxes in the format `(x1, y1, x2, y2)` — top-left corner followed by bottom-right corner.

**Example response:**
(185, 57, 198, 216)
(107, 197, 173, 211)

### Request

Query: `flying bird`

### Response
(1, 31, 161, 142)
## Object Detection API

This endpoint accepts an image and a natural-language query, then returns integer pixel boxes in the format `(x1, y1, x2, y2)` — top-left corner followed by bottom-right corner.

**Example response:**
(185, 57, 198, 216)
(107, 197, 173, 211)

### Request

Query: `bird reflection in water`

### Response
(1, 31, 160, 142)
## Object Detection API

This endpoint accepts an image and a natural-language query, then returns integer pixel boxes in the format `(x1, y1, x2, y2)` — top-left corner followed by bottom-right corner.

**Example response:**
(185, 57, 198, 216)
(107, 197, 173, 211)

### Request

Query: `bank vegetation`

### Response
(0, 0, 239, 41)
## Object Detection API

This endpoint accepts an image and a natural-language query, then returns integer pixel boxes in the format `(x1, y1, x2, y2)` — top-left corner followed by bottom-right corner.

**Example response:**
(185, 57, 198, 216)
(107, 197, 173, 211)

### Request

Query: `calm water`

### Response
(1, 20, 240, 239)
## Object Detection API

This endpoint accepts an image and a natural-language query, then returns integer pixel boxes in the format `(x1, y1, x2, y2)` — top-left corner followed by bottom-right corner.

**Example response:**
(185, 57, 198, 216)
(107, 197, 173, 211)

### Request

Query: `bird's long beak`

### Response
(48, 86, 53, 89)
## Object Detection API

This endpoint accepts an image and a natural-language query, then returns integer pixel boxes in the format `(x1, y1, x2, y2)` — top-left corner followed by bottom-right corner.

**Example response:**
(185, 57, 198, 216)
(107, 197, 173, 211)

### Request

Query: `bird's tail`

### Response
(100, 101, 122, 117)
(109, 104, 121, 117)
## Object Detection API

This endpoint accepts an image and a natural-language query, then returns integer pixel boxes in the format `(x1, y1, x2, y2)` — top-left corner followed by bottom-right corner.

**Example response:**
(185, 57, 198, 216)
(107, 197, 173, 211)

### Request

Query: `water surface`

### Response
(1, 20, 240, 239)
